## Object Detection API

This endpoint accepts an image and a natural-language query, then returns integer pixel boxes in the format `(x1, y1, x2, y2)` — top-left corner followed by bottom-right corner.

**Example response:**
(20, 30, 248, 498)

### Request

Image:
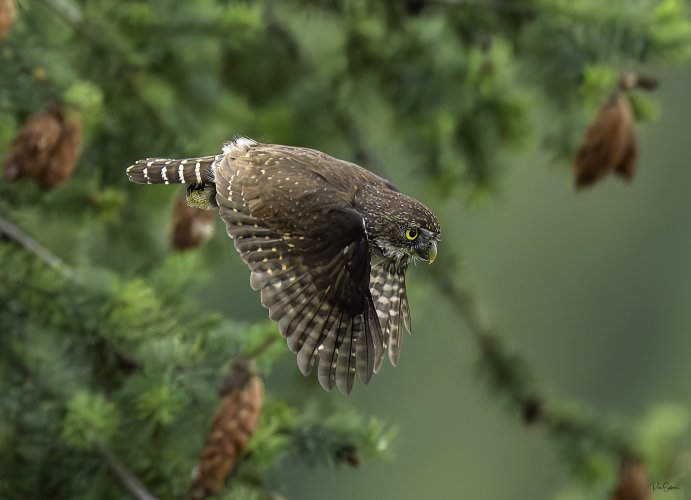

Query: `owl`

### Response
(127, 138, 440, 394)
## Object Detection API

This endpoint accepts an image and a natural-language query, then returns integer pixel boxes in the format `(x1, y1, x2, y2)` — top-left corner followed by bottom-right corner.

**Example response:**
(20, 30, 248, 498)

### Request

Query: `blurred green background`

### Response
(215, 67, 691, 500)
(2, 1, 691, 499)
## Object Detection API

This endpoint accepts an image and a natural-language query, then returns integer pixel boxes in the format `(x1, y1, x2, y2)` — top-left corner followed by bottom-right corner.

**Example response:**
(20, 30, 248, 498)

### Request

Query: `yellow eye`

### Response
(405, 228, 419, 241)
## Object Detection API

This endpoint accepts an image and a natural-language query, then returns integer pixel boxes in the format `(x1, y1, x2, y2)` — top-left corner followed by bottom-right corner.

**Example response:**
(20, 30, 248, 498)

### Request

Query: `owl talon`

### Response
(186, 182, 205, 197)
(185, 183, 218, 210)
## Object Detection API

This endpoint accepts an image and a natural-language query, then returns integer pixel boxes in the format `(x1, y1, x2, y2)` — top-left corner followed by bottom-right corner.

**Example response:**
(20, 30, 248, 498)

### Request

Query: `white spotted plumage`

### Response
(125, 136, 440, 395)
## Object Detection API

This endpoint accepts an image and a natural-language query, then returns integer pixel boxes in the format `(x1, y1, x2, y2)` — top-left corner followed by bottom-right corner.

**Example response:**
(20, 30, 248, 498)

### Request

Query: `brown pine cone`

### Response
(611, 458, 650, 500)
(37, 112, 83, 189)
(0, 0, 16, 40)
(2, 104, 83, 189)
(188, 360, 264, 499)
(3, 107, 63, 182)
(574, 92, 637, 189)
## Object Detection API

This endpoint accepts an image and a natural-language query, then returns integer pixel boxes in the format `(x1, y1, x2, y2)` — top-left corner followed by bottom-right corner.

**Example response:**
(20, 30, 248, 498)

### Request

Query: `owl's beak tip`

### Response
(427, 241, 437, 264)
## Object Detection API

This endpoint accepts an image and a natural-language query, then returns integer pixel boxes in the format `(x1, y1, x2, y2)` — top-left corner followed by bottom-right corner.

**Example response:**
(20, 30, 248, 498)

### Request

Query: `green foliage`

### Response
(0, 159, 393, 497)
(249, 398, 298, 468)
(289, 401, 397, 467)
(4, 0, 688, 198)
(246, 398, 396, 473)
(579, 65, 618, 109)
(548, 405, 691, 498)
(629, 89, 662, 121)
(650, 0, 691, 62)
(0, 238, 395, 498)
(62, 392, 121, 450)
(636, 405, 690, 481)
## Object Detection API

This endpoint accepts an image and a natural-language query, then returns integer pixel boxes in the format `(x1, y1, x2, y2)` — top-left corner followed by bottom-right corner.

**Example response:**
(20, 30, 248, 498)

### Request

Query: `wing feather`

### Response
(294, 252, 351, 370)
(336, 315, 360, 394)
(318, 311, 346, 391)
(215, 152, 379, 394)
(296, 295, 336, 375)
(370, 259, 411, 372)
(287, 289, 329, 364)
(356, 295, 380, 383)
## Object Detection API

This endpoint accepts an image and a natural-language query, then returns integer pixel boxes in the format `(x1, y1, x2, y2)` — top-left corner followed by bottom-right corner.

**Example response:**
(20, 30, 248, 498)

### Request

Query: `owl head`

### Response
(369, 191, 441, 265)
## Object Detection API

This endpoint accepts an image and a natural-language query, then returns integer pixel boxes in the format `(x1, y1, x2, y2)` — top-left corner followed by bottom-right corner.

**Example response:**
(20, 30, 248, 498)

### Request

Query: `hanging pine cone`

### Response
(37, 112, 82, 190)
(611, 457, 650, 500)
(573, 91, 637, 189)
(0, 0, 16, 40)
(188, 360, 264, 500)
(2, 103, 83, 189)
(170, 191, 217, 251)
(3, 106, 63, 182)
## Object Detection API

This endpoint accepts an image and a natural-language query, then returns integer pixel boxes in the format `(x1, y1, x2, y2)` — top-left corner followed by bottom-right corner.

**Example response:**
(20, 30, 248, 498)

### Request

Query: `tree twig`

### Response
(430, 259, 634, 457)
(35, 0, 178, 139)
(0, 213, 71, 277)
(244, 334, 280, 361)
(96, 445, 159, 500)
(37, 0, 83, 25)
(7, 341, 159, 499)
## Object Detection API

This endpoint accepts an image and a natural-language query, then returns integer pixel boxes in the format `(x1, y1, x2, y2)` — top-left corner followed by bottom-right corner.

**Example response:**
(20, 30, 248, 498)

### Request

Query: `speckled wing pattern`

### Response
(213, 140, 384, 394)
(369, 257, 411, 372)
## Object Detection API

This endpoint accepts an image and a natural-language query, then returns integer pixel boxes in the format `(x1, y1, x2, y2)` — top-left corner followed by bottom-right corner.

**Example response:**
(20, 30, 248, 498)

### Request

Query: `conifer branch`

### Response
(5, 333, 159, 499)
(35, 0, 140, 65)
(34, 0, 177, 136)
(38, 0, 82, 25)
(243, 334, 280, 361)
(97, 445, 160, 500)
(5, 1, 689, 496)
(0, 213, 70, 276)
(430, 261, 635, 461)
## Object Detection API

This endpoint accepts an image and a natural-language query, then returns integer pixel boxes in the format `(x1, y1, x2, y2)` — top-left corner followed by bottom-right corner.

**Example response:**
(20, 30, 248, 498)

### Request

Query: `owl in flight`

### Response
(126, 138, 440, 394)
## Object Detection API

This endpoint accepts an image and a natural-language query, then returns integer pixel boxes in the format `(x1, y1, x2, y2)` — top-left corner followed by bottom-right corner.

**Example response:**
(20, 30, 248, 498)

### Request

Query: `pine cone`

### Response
(574, 92, 637, 189)
(3, 107, 63, 182)
(189, 360, 264, 499)
(611, 458, 650, 500)
(170, 192, 217, 251)
(38, 112, 83, 189)
(2, 104, 83, 189)
(0, 0, 16, 40)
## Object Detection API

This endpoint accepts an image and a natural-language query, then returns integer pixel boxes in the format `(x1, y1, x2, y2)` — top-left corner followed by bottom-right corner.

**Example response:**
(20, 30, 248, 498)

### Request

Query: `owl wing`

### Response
(214, 152, 383, 395)
(369, 258, 412, 372)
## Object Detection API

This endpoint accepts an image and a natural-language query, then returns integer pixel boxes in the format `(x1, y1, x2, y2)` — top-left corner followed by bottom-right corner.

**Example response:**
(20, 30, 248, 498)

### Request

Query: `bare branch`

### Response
(96, 445, 159, 500)
(0, 213, 71, 277)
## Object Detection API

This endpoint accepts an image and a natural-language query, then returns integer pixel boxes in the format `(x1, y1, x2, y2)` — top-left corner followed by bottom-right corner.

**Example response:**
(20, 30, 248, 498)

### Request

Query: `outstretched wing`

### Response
(213, 147, 383, 394)
(369, 258, 411, 372)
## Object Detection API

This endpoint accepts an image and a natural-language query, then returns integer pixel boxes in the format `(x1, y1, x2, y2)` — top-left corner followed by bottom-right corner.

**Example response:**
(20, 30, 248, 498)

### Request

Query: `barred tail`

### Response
(126, 155, 218, 185)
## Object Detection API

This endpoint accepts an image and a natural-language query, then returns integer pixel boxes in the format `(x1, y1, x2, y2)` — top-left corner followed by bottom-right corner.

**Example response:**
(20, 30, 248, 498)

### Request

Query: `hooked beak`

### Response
(427, 241, 437, 264)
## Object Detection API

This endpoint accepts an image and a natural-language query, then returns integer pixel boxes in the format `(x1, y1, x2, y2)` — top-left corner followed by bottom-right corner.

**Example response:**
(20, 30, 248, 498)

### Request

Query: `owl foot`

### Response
(185, 183, 218, 210)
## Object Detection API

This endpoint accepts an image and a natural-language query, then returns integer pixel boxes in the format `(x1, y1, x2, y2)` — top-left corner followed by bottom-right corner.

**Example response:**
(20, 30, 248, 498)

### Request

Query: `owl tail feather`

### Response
(126, 155, 218, 185)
